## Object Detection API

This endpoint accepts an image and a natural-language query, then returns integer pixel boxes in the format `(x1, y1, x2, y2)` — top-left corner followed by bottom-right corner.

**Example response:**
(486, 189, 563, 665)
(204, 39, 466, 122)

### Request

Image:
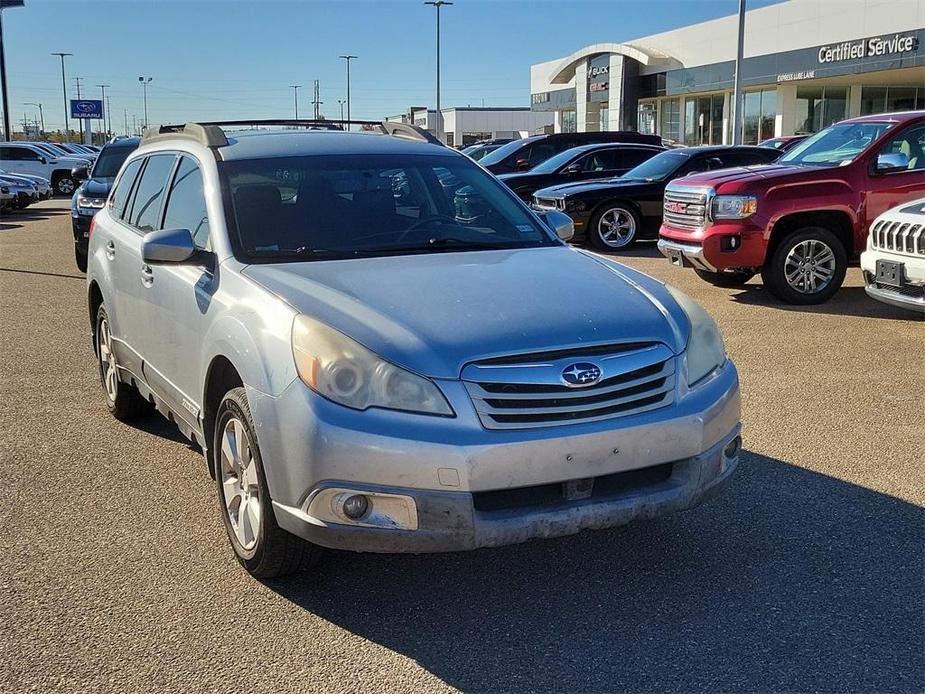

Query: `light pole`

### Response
(97, 84, 109, 141)
(425, 0, 452, 143)
(289, 85, 301, 119)
(339, 55, 356, 129)
(25, 101, 43, 135)
(337, 99, 345, 124)
(52, 52, 73, 142)
(0, 1, 25, 142)
(731, 0, 746, 145)
(138, 76, 152, 131)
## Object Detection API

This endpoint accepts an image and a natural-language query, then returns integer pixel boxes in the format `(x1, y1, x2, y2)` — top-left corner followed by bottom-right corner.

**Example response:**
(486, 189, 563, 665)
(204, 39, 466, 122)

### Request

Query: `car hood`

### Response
(80, 177, 114, 198)
(535, 177, 644, 198)
(242, 247, 686, 379)
(672, 164, 824, 191)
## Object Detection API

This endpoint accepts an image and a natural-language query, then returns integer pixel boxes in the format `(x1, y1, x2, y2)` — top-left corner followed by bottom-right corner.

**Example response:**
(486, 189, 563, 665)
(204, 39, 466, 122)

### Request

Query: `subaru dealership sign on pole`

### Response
(71, 99, 103, 145)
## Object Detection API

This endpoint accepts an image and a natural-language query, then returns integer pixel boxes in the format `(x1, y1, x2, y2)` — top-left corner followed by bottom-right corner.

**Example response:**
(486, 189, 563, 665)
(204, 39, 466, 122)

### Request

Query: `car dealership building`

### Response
(530, 0, 924, 144)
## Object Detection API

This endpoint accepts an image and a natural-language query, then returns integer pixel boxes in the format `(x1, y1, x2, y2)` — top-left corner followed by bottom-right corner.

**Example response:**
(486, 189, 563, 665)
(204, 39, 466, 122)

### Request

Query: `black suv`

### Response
(479, 131, 662, 175)
(497, 142, 665, 201)
(532, 145, 781, 251)
(71, 137, 140, 272)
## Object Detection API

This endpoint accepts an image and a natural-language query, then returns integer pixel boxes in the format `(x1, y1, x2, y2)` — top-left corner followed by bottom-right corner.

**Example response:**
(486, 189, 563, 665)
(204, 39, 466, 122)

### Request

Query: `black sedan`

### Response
(497, 143, 665, 202)
(532, 145, 781, 251)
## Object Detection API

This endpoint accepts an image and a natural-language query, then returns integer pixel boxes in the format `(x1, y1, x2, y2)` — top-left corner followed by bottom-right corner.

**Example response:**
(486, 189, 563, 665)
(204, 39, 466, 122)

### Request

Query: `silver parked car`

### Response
(87, 121, 742, 578)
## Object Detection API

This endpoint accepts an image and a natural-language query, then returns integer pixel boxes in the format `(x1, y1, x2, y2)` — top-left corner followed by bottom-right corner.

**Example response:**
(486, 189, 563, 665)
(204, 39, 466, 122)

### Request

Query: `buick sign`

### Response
(561, 362, 602, 388)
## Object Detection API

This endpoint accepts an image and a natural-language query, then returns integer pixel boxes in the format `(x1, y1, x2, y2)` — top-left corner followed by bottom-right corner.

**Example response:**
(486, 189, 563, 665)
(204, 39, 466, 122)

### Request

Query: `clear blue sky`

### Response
(4, 0, 782, 133)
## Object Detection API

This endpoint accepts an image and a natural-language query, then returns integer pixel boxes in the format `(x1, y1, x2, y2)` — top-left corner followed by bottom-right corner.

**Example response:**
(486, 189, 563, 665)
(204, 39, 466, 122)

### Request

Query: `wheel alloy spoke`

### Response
(784, 239, 836, 294)
(220, 417, 260, 551)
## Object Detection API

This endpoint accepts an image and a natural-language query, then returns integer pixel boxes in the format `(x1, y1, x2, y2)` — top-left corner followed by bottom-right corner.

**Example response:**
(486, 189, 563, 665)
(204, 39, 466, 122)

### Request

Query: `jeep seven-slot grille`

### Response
(663, 188, 709, 230)
(871, 219, 925, 256)
(462, 343, 676, 430)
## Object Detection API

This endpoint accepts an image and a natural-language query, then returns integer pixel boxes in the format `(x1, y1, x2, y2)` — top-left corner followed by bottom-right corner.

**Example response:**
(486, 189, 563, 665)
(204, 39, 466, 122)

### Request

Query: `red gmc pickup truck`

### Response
(658, 111, 925, 304)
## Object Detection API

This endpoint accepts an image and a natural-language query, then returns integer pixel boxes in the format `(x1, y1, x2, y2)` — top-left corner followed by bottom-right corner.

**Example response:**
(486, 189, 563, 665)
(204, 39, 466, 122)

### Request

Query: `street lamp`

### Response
(424, 0, 452, 143)
(339, 55, 356, 129)
(0, 0, 25, 142)
(97, 84, 110, 141)
(731, 0, 746, 145)
(25, 101, 43, 135)
(289, 85, 301, 119)
(52, 52, 73, 142)
(138, 76, 152, 131)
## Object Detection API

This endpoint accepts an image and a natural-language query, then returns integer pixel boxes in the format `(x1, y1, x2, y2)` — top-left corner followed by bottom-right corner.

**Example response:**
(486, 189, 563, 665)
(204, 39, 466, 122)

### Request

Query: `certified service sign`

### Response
(818, 33, 919, 64)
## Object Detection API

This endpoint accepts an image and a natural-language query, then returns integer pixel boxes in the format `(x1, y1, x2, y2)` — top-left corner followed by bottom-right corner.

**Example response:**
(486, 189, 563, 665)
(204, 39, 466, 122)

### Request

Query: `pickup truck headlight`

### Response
(292, 315, 453, 416)
(712, 195, 757, 219)
(666, 286, 726, 386)
(77, 196, 105, 209)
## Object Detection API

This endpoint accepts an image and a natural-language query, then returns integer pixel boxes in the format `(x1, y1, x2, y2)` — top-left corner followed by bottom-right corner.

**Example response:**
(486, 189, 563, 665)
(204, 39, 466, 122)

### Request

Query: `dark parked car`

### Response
(462, 143, 504, 162)
(533, 145, 781, 251)
(759, 135, 809, 152)
(497, 142, 665, 201)
(480, 131, 662, 174)
(71, 136, 140, 272)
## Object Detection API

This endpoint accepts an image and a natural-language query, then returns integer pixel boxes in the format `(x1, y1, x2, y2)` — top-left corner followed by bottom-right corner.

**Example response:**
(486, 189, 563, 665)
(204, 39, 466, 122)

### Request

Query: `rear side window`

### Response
(110, 158, 143, 220)
(128, 154, 177, 232)
(162, 156, 210, 248)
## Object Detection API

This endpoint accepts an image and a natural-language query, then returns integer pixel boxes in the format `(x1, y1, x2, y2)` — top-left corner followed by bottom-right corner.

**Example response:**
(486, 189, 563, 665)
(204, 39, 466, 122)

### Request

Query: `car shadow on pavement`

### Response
(267, 450, 924, 693)
(730, 285, 921, 321)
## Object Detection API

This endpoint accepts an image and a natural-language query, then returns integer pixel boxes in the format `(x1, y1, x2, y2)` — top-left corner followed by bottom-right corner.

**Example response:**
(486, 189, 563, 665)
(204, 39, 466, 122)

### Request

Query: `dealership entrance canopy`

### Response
(530, 0, 924, 144)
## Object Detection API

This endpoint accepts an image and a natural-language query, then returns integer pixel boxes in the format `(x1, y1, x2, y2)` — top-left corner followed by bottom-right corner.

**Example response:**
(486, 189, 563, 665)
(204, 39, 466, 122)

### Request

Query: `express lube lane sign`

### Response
(818, 34, 919, 64)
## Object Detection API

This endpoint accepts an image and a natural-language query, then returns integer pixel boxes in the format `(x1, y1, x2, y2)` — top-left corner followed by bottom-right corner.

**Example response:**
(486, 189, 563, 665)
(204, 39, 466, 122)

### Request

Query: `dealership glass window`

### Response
(860, 86, 922, 115)
(560, 110, 577, 133)
(887, 87, 919, 112)
(743, 89, 777, 144)
(684, 94, 724, 146)
(659, 98, 680, 143)
(795, 86, 847, 134)
(638, 101, 657, 135)
(599, 107, 609, 132)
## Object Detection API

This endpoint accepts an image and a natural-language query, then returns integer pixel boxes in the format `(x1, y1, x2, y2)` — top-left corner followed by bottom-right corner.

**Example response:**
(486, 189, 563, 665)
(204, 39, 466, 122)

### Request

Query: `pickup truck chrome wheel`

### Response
(591, 204, 640, 251)
(784, 239, 836, 294)
(55, 176, 76, 196)
(220, 417, 261, 551)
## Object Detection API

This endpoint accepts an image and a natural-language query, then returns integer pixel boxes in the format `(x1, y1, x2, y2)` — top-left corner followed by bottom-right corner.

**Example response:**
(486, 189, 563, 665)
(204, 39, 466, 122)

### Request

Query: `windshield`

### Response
(779, 122, 894, 166)
(530, 148, 584, 174)
(478, 139, 529, 166)
(91, 145, 135, 178)
(622, 150, 689, 181)
(221, 153, 557, 261)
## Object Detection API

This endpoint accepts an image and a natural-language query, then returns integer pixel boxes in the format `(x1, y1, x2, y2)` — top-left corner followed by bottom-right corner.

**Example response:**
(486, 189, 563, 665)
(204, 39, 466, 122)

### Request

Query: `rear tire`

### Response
(214, 387, 322, 578)
(589, 203, 640, 251)
(761, 227, 847, 305)
(95, 304, 148, 421)
(75, 245, 87, 273)
(694, 269, 755, 288)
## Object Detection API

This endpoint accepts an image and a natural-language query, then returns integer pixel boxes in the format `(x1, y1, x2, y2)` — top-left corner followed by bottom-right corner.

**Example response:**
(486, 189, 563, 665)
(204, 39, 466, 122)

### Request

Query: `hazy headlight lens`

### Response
(666, 286, 726, 386)
(291, 315, 453, 415)
(712, 195, 757, 219)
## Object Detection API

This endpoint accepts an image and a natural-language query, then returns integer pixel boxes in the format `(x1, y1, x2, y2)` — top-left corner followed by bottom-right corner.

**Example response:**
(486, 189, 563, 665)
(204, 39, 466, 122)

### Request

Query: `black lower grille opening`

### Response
(473, 462, 675, 513)
(875, 282, 925, 299)
(488, 392, 668, 424)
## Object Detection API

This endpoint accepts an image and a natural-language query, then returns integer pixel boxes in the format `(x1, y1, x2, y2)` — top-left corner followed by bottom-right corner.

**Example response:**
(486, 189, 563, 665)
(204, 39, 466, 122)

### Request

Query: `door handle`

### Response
(141, 264, 154, 287)
(105, 240, 116, 260)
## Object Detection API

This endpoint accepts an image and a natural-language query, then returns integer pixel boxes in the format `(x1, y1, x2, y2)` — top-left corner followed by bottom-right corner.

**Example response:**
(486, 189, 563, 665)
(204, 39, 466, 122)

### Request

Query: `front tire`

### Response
(589, 203, 640, 251)
(761, 227, 847, 304)
(53, 174, 77, 196)
(95, 305, 148, 420)
(694, 269, 756, 288)
(214, 387, 322, 578)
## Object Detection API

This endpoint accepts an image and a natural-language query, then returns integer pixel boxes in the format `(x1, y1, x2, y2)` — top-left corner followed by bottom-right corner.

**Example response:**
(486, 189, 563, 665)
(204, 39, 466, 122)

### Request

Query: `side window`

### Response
(109, 158, 143, 220)
(0, 146, 16, 160)
(162, 156, 210, 248)
(581, 149, 623, 171)
(20, 148, 42, 162)
(879, 124, 925, 171)
(128, 154, 177, 232)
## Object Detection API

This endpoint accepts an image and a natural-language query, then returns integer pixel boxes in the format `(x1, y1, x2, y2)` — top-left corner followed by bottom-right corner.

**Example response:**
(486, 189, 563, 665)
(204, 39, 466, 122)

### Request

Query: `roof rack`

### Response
(141, 119, 442, 148)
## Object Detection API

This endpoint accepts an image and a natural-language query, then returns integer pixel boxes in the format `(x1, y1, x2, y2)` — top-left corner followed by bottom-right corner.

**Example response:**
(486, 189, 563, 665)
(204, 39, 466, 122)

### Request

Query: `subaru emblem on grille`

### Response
(561, 362, 602, 388)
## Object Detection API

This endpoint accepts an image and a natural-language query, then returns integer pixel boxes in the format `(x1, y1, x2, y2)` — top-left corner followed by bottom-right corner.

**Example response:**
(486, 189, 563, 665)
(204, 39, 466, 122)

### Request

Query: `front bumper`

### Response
(659, 221, 767, 271)
(250, 358, 742, 553)
(860, 249, 925, 313)
(72, 212, 94, 251)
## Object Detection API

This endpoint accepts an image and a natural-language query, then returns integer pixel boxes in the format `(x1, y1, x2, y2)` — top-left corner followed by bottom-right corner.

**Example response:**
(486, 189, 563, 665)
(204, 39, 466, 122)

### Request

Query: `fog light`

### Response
(724, 436, 741, 459)
(342, 494, 369, 519)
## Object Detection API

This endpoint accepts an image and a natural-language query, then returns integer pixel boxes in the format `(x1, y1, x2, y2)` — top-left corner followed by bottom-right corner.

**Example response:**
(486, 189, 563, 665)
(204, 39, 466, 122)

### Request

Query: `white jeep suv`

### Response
(861, 198, 925, 314)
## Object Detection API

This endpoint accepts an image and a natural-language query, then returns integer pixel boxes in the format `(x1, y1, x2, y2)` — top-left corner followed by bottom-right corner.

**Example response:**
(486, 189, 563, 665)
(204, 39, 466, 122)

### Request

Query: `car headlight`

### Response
(292, 314, 453, 416)
(711, 195, 757, 219)
(666, 286, 726, 386)
(77, 196, 105, 209)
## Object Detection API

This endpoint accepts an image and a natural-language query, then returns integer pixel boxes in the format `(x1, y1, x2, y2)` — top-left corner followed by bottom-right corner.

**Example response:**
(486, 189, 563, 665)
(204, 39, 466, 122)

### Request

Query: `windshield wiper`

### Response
(369, 237, 510, 253)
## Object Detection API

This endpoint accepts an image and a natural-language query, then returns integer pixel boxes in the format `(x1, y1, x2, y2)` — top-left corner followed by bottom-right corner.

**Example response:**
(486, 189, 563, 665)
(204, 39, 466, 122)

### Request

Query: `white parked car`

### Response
(861, 198, 925, 314)
(0, 142, 83, 196)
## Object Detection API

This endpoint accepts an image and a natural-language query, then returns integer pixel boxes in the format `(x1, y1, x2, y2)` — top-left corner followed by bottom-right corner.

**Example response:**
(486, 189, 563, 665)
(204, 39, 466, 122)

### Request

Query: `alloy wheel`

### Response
(783, 239, 836, 294)
(98, 317, 118, 403)
(597, 207, 636, 248)
(57, 177, 75, 195)
(220, 417, 261, 551)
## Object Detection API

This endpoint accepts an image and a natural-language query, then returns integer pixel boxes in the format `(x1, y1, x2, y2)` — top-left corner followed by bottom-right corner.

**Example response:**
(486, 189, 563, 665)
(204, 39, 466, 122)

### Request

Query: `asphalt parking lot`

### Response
(2, 199, 923, 693)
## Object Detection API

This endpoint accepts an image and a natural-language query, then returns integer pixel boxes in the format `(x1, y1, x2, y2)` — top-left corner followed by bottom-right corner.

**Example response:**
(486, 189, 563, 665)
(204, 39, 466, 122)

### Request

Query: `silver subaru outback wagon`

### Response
(86, 121, 742, 578)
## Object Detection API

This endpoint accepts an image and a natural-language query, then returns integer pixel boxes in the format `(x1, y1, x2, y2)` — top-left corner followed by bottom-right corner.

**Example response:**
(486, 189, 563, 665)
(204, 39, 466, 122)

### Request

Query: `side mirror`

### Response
(562, 164, 582, 175)
(515, 159, 531, 171)
(142, 228, 197, 263)
(874, 152, 909, 174)
(541, 210, 574, 241)
(38, 156, 47, 165)
(72, 165, 89, 180)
